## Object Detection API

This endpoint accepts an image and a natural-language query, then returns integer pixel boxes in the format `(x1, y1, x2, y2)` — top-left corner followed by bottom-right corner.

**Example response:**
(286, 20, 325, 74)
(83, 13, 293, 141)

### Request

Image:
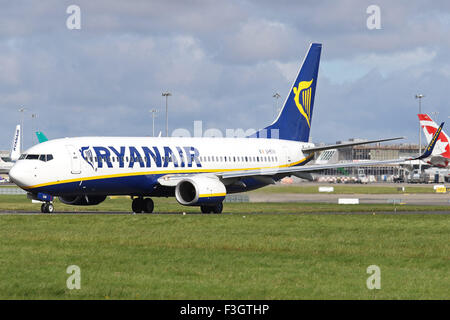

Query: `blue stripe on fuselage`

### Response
(27, 173, 271, 197)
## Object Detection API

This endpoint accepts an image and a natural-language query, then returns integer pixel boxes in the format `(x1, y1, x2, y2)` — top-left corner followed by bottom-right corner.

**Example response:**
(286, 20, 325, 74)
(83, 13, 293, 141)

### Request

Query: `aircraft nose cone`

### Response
(9, 164, 30, 188)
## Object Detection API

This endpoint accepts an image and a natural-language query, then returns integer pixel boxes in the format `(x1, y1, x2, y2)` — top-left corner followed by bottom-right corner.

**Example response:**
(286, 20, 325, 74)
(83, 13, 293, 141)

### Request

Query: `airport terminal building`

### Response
(312, 139, 448, 183)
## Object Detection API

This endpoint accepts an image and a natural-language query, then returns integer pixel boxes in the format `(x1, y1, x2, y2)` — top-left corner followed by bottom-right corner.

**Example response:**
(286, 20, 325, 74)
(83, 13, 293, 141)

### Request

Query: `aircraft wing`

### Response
(157, 158, 408, 186)
(415, 122, 444, 160)
(222, 124, 443, 180)
(158, 124, 443, 186)
(218, 159, 406, 179)
(301, 137, 404, 153)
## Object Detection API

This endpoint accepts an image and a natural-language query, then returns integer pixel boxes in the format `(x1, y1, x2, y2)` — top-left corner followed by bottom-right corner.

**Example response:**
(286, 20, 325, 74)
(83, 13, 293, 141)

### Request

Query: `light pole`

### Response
(18, 107, 26, 152)
(273, 92, 281, 118)
(162, 92, 171, 137)
(150, 109, 157, 137)
(415, 94, 424, 156)
(31, 113, 38, 143)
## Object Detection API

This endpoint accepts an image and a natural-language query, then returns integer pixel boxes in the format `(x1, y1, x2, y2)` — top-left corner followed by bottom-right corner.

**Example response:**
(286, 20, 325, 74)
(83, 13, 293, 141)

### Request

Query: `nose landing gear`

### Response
(40, 202, 54, 213)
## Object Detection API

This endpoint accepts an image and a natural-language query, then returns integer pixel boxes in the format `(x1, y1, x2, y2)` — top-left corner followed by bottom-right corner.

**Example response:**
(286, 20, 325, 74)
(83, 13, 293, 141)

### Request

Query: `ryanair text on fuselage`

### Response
(80, 145, 202, 169)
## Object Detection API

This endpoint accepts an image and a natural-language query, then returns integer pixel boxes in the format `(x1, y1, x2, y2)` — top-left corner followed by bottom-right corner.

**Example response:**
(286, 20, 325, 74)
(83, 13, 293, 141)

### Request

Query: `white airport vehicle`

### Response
(9, 43, 440, 213)
(407, 169, 430, 184)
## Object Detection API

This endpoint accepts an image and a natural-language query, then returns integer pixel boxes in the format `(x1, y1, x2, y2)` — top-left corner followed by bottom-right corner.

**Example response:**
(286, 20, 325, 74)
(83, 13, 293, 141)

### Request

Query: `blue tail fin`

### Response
(252, 43, 322, 142)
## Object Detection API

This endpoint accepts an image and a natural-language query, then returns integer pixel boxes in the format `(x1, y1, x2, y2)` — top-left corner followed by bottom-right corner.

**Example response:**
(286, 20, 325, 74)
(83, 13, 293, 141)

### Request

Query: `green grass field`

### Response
(0, 185, 449, 300)
(1, 195, 450, 214)
(0, 214, 448, 299)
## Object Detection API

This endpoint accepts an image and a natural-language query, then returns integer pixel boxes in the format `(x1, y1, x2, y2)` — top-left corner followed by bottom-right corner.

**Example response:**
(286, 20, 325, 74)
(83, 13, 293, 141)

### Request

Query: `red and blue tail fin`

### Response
(252, 43, 322, 142)
(418, 114, 450, 159)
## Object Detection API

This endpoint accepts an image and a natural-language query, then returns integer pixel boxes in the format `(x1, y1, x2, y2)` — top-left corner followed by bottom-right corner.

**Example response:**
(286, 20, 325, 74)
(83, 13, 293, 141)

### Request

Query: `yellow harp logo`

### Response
(293, 79, 313, 127)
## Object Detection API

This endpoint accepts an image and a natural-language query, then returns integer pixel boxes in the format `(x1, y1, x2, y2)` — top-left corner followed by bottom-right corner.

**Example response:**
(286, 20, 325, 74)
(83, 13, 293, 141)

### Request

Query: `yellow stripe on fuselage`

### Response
(199, 193, 226, 198)
(23, 154, 314, 190)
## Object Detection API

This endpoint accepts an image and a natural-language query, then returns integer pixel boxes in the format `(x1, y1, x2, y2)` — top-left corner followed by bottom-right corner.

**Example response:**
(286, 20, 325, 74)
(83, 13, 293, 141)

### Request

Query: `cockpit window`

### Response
(22, 154, 54, 162)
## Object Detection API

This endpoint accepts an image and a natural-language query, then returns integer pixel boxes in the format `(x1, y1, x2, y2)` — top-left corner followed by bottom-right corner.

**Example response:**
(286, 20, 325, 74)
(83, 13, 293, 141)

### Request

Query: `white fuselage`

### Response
(9, 137, 313, 196)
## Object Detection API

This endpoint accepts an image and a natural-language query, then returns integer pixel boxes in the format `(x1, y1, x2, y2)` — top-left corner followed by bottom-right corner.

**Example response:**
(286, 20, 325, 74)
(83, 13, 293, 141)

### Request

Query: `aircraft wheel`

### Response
(47, 203, 54, 213)
(200, 205, 212, 214)
(132, 198, 144, 213)
(41, 203, 54, 213)
(143, 198, 154, 213)
(212, 202, 223, 214)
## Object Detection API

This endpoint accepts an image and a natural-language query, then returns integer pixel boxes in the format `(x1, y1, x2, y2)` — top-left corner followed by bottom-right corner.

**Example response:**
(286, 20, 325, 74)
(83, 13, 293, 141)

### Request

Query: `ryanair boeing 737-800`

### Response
(8, 43, 440, 213)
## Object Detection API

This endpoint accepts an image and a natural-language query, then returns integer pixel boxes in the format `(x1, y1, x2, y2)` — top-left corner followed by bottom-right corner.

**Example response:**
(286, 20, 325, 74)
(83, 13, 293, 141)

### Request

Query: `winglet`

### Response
(413, 122, 444, 160)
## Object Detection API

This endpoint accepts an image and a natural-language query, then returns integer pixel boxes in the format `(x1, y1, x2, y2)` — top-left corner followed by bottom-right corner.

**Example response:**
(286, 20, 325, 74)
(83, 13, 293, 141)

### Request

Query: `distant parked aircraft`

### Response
(0, 125, 21, 174)
(418, 114, 450, 168)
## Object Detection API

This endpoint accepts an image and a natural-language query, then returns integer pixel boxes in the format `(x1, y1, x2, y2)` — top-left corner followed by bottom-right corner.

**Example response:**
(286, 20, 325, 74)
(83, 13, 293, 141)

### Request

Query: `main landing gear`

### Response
(130, 197, 224, 214)
(200, 202, 223, 214)
(131, 197, 154, 213)
(40, 202, 54, 213)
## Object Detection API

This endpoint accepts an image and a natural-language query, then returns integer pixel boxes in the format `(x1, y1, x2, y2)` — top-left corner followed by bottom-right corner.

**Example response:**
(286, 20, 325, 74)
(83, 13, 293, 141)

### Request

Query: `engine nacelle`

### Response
(175, 176, 226, 206)
(59, 195, 107, 206)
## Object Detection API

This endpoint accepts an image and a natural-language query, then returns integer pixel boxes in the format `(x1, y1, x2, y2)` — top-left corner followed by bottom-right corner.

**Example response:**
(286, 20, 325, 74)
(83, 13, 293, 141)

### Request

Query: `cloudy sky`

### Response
(1, 0, 449, 150)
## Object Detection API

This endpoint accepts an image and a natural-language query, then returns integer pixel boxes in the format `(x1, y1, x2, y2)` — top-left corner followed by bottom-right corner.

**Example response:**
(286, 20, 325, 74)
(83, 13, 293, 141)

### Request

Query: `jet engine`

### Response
(175, 176, 226, 206)
(59, 195, 107, 206)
